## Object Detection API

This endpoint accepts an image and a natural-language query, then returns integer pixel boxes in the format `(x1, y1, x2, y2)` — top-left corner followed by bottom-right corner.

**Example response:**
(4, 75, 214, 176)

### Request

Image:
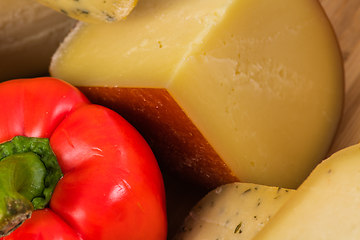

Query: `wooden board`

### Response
(319, 0, 360, 156)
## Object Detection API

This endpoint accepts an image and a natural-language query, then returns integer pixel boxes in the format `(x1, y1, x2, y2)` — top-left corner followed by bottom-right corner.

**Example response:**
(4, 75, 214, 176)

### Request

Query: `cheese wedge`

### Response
(50, 0, 344, 189)
(36, 0, 138, 23)
(0, 0, 76, 82)
(173, 183, 295, 240)
(252, 144, 360, 240)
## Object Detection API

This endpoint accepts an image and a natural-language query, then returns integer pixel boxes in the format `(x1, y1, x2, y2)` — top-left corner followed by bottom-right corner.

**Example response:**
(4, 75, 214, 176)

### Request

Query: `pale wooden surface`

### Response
(319, 0, 360, 155)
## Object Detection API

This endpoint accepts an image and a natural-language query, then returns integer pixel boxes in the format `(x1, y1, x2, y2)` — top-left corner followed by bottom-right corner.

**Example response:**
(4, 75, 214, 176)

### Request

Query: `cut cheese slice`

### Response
(36, 0, 138, 23)
(50, 0, 344, 189)
(0, 0, 77, 82)
(173, 182, 295, 240)
(252, 143, 360, 239)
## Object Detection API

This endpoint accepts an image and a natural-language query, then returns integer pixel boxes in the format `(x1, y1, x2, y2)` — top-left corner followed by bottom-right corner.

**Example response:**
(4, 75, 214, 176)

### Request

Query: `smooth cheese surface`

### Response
(173, 183, 295, 240)
(51, 0, 344, 188)
(51, 0, 231, 87)
(252, 143, 360, 240)
(0, 0, 76, 81)
(37, 0, 138, 23)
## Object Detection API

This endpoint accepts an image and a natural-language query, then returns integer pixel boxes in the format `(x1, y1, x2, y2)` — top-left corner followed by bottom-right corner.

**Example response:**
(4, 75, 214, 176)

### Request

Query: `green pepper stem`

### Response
(0, 153, 46, 236)
(0, 136, 63, 237)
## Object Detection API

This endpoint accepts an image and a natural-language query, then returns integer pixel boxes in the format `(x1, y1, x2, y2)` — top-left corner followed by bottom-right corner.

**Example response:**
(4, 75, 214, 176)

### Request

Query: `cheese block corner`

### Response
(36, 0, 138, 23)
(50, 0, 344, 189)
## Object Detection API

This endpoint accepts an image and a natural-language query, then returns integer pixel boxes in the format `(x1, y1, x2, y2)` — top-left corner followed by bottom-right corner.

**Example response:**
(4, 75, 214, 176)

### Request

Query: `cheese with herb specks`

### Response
(173, 183, 295, 240)
(252, 143, 360, 240)
(37, 0, 138, 23)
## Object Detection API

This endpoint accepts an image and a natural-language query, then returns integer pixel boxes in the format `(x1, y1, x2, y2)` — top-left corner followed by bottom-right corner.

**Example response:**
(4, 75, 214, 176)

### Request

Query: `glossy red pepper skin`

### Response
(3, 209, 80, 240)
(0, 77, 167, 240)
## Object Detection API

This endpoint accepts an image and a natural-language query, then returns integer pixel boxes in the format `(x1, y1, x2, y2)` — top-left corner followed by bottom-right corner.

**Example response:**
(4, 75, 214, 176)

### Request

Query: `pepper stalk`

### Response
(0, 136, 63, 237)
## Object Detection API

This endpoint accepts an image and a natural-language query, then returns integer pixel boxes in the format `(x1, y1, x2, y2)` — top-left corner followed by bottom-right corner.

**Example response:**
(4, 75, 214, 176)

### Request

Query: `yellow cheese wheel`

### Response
(50, 0, 344, 189)
(0, 0, 76, 81)
(252, 144, 360, 239)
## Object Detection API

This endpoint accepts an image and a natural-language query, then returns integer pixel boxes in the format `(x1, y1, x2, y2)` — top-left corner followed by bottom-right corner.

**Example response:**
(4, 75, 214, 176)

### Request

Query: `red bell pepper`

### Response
(0, 77, 167, 240)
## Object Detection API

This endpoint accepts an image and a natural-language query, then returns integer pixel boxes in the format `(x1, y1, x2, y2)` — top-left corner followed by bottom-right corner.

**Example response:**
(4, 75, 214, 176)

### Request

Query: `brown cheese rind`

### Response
(78, 86, 239, 190)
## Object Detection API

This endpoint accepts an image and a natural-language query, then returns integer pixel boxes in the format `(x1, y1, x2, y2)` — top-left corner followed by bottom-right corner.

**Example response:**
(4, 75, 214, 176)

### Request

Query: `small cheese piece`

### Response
(50, 0, 344, 189)
(37, 0, 138, 23)
(252, 144, 360, 239)
(0, 0, 76, 81)
(173, 183, 295, 240)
